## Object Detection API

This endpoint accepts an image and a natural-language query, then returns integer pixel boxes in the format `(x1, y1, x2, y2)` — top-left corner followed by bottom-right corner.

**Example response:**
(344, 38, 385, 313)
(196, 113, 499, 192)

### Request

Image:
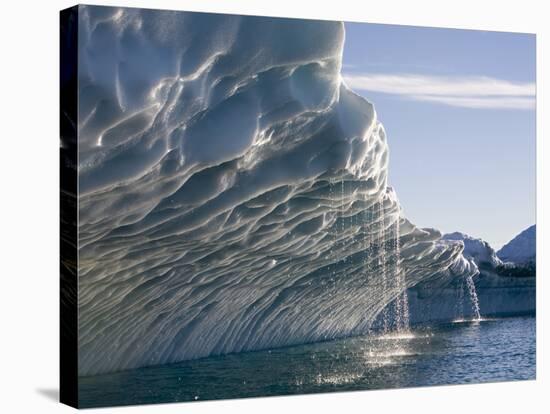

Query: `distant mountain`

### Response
(497, 225, 536, 265)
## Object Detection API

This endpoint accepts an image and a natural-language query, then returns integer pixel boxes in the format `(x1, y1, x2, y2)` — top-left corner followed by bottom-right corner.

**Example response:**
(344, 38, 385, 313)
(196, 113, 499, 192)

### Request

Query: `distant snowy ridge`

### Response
(497, 225, 536, 265)
(76, 6, 477, 376)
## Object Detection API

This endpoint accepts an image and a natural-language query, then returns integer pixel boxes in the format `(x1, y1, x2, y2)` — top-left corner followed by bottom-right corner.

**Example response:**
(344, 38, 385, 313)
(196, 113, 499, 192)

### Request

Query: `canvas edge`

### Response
(60, 4, 79, 409)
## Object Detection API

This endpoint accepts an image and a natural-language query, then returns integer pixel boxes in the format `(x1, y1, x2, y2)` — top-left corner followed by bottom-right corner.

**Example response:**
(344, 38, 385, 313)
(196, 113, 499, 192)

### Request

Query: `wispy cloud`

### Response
(343, 73, 536, 110)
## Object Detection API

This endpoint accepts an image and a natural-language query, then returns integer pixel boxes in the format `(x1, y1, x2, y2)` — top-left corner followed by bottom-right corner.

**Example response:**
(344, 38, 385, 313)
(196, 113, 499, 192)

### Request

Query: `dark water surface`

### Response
(79, 316, 535, 408)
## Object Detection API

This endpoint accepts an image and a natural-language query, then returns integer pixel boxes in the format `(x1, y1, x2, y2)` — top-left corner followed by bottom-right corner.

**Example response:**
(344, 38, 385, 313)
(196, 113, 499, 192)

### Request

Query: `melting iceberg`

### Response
(404, 228, 535, 324)
(76, 6, 477, 376)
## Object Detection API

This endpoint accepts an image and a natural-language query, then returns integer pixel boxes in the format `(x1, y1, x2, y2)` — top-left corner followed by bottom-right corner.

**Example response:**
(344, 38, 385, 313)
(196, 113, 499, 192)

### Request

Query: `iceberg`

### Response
(443, 232, 502, 269)
(404, 229, 536, 324)
(75, 6, 477, 376)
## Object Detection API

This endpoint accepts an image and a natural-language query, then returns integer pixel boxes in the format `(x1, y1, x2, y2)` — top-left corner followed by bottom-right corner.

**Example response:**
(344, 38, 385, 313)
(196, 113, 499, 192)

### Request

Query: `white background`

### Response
(0, 0, 548, 412)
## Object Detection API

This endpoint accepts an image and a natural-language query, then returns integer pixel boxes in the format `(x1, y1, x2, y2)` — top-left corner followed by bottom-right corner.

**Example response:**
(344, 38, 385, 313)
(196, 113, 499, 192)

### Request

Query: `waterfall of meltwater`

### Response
(377, 201, 389, 333)
(465, 274, 481, 321)
(364, 202, 374, 287)
(327, 180, 337, 286)
(392, 218, 409, 332)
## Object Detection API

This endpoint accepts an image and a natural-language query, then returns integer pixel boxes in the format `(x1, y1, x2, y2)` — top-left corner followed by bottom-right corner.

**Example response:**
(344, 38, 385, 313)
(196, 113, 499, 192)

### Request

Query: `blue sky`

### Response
(343, 22, 536, 249)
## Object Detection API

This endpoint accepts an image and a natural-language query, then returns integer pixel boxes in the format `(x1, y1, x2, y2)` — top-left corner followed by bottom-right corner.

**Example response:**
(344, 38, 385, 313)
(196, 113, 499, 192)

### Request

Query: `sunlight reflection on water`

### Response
(79, 317, 535, 408)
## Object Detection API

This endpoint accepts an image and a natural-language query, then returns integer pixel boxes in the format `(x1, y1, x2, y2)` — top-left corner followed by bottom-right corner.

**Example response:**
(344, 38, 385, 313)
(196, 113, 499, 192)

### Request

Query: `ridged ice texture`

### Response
(76, 6, 476, 376)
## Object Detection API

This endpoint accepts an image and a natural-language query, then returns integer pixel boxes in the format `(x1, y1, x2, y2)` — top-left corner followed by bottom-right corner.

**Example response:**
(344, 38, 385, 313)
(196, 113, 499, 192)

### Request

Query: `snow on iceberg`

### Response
(443, 232, 502, 269)
(76, 6, 477, 375)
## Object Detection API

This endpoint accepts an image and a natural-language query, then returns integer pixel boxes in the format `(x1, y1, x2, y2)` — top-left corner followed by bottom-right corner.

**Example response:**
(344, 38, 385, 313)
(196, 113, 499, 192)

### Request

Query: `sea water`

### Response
(79, 316, 535, 408)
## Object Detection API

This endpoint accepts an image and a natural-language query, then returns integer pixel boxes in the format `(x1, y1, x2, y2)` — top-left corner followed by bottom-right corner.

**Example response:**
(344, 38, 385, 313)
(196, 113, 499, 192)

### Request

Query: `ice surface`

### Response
(76, 6, 477, 375)
(443, 232, 502, 269)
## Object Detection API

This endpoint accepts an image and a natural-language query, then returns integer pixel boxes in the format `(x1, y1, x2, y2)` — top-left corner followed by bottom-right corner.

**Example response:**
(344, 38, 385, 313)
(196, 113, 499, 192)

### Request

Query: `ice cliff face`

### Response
(497, 225, 536, 265)
(76, 5, 476, 376)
